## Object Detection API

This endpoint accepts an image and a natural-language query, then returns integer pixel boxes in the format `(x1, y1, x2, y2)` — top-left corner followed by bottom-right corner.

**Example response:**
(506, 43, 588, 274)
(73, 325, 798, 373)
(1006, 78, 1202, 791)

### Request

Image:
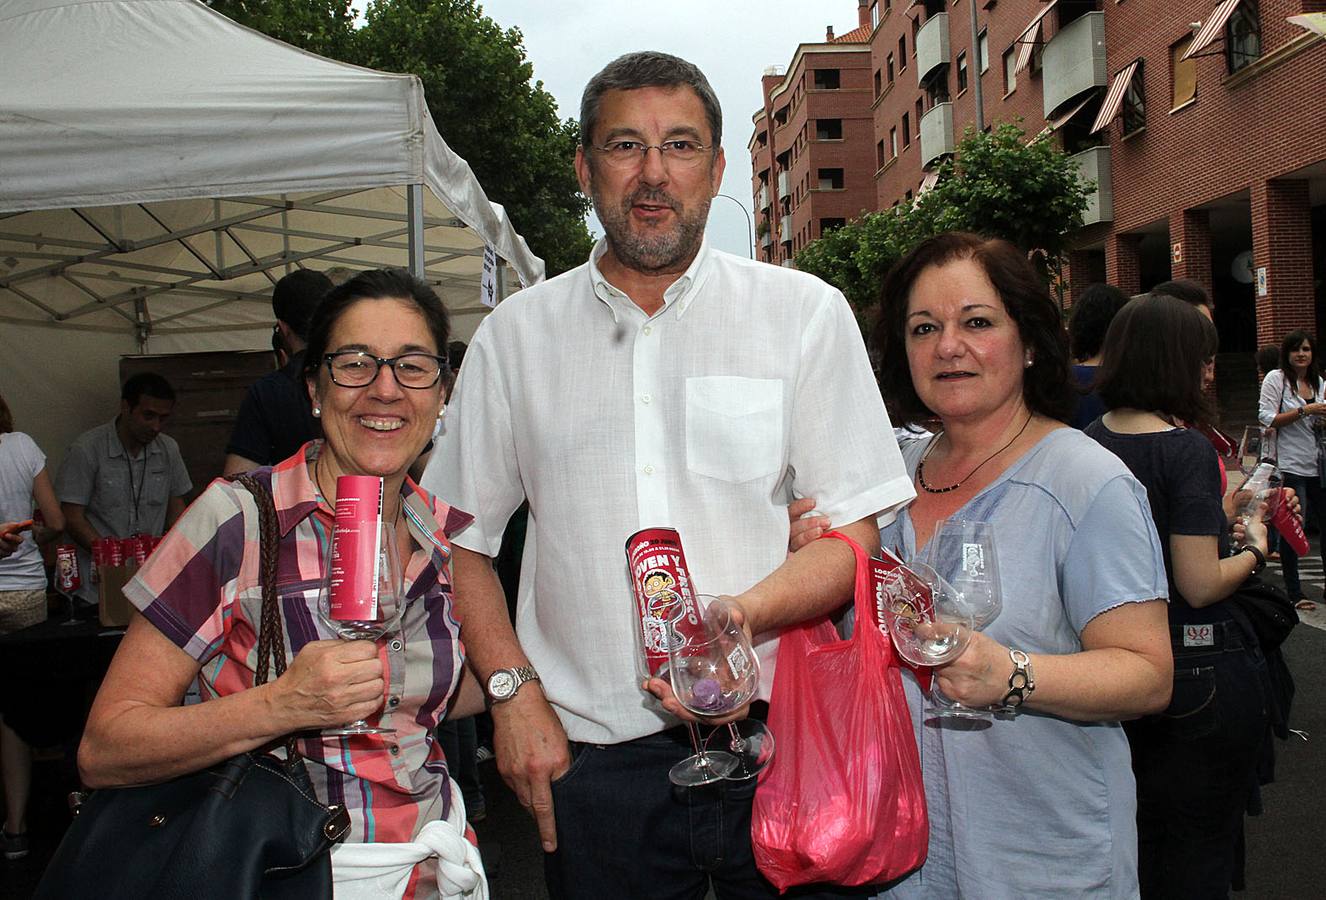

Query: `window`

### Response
(774, 105, 789, 126)
(820, 218, 846, 235)
(1122, 60, 1145, 135)
(885, 0, 892, 11)
(816, 119, 843, 141)
(887, 53, 896, 84)
(1170, 36, 1197, 108)
(1226, 0, 1261, 74)
(957, 51, 969, 92)
(916, 98, 925, 125)
(899, 35, 907, 68)
(905, 189, 914, 203)
(813, 69, 841, 90)
(890, 126, 898, 158)
(817, 168, 845, 190)
(978, 29, 989, 72)
(911, 17, 920, 55)
(1002, 46, 1017, 93)
(871, 1, 880, 28)
(926, 72, 949, 107)
(874, 69, 882, 97)
(902, 113, 911, 147)
(877, 139, 886, 169)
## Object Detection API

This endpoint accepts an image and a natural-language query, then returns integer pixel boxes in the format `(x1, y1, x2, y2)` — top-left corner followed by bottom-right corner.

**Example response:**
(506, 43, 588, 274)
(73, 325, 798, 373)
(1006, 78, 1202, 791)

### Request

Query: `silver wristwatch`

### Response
(485, 665, 541, 704)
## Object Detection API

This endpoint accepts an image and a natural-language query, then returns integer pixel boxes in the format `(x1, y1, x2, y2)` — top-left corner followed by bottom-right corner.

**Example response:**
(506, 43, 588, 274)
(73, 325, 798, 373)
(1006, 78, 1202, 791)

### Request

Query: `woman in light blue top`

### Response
(1257, 330, 1326, 608)
(796, 233, 1171, 898)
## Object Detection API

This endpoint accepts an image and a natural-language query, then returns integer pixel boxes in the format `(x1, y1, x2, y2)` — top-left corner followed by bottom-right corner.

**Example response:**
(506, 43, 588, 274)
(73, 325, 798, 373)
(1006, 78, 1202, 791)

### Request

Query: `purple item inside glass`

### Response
(691, 677, 723, 710)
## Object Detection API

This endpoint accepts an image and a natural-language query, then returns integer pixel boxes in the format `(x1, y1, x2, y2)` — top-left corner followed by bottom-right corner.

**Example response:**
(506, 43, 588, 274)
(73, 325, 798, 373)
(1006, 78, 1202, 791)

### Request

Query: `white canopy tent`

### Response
(0, 0, 544, 466)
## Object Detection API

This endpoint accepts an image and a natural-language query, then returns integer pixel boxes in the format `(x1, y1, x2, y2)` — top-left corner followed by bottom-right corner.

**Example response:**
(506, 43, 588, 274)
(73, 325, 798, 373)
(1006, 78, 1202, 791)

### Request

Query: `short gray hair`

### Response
(580, 52, 722, 151)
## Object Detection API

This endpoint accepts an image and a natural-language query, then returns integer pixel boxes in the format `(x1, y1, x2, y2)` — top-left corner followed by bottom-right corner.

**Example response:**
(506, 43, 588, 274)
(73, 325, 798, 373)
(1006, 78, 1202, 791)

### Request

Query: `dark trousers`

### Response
(438, 717, 483, 815)
(1126, 621, 1270, 900)
(544, 726, 875, 900)
(1276, 472, 1324, 601)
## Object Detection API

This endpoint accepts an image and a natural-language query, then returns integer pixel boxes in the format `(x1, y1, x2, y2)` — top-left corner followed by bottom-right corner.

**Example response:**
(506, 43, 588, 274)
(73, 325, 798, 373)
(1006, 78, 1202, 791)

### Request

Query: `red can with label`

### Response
(625, 527, 701, 679)
(56, 544, 81, 593)
(329, 475, 385, 622)
(128, 534, 152, 565)
(105, 537, 125, 567)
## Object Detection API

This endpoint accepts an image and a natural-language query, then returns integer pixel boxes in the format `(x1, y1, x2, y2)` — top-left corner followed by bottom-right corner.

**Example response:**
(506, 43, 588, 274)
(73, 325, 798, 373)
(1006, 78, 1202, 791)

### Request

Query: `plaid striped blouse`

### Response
(124, 441, 473, 846)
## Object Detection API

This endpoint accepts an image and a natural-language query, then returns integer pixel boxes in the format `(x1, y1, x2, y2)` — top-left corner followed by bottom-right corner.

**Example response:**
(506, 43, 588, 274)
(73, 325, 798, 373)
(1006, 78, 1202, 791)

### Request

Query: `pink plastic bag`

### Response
(752, 531, 928, 891)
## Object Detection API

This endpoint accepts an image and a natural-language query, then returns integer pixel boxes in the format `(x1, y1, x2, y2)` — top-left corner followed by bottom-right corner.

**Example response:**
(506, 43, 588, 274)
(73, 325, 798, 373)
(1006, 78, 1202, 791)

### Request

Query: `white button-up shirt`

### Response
(426, 240, 914, 743)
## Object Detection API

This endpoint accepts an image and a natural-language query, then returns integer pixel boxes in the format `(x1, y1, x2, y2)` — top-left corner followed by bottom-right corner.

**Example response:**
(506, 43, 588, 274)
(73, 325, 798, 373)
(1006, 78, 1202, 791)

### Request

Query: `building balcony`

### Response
(919, 102, 955, 170)
(1070, 145, 1113, 226)
(777, 171, 790, 200)
(1042, 12, 1106, 119)
(780, 216, 792, 242)
(759, 228, 773, 248)
(916, 13, 950, 85)
(758, 184, 770, 211)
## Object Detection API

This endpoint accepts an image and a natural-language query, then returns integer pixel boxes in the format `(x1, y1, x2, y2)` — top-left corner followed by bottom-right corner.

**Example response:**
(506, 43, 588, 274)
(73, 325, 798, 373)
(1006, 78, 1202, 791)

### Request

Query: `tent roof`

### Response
(0, 0, 544, 337)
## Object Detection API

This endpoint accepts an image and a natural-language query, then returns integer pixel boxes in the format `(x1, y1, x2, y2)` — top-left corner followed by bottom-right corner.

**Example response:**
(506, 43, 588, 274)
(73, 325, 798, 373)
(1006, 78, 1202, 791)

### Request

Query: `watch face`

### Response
(488, 670, 516, 700)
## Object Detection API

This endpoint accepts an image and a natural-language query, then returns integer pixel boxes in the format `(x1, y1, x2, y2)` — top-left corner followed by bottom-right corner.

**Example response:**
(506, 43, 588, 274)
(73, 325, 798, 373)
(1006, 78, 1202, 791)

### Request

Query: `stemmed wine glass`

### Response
(664, 595, 768, 787)
(317, 519, 405, 736)
(880, 561, 978, 721)
(917, 519, 1003, 721)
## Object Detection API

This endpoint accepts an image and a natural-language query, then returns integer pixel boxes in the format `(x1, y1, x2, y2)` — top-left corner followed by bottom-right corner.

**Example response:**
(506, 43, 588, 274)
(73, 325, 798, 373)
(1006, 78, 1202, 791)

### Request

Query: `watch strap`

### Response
(1238, 544, 1267, 574)
(486, 665, 541, 703)
(999, 648, 1035, 711)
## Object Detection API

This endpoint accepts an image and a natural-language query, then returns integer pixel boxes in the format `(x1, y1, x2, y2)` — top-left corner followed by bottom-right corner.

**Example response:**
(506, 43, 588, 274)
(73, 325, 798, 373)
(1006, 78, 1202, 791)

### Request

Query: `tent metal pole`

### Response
(407, 184, 425, 278)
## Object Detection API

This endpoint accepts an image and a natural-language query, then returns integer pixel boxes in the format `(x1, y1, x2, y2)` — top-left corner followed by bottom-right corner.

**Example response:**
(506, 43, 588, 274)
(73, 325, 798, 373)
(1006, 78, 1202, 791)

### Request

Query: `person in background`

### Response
(1259, 330, 1326, 611)
(1067, 282, 1130, 429)
(0, 392, 66, 861)
(56, 373, 191, 607)
(223, 268, 334, 475)
(1087, 294, 1271, 899)
(427, 51, 913, 898)
(79, 269, 483, 894)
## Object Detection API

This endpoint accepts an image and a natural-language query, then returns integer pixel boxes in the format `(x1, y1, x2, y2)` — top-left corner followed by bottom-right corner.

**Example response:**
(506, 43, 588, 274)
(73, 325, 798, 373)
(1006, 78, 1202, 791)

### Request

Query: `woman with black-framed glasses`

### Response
(80, 268, 485, 895)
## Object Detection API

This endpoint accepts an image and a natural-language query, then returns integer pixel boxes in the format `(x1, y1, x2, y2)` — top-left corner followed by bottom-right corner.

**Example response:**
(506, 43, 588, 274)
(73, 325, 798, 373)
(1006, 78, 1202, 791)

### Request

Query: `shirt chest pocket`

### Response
(685, 376, 784, 484)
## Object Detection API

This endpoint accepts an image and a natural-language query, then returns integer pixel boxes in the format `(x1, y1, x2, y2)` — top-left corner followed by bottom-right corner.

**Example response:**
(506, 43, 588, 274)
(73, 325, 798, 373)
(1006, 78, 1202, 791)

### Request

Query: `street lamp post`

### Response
(715, 192, 755, 259)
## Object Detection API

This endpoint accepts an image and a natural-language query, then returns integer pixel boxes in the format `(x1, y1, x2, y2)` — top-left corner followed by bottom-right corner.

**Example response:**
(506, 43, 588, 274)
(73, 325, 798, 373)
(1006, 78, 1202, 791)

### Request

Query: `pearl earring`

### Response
(1024, 356, 1033, 368)
(312, 406, 321, 417)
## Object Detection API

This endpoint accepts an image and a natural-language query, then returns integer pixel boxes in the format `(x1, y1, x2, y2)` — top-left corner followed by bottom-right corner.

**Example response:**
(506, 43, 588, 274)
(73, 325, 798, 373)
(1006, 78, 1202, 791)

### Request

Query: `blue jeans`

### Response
(1276, 472, 1324, 600)
(1126, 620, 1270, 900)
(544, 725, 876, 900)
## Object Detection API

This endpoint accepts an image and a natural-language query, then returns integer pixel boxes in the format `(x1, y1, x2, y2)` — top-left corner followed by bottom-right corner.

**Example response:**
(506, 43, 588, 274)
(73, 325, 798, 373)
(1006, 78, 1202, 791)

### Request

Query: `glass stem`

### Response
(726, 723, 747, 753)
(685, 722, 712, 770)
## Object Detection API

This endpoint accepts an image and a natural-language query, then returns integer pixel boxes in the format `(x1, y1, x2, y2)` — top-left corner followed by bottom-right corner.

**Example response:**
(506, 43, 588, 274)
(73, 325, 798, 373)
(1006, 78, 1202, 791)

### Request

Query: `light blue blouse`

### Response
(875, 428, 1166, 900)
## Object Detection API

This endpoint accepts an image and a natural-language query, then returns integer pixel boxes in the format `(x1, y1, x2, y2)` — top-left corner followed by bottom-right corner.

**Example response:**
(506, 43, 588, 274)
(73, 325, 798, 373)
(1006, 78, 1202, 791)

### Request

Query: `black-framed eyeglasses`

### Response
(324, 351, 448, 390)
(592, 139, 712, 170)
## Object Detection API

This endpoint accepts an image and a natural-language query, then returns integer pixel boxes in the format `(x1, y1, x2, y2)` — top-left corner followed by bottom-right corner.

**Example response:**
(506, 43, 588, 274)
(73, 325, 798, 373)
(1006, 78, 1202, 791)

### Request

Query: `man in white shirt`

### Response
(426, 52, 913, 899)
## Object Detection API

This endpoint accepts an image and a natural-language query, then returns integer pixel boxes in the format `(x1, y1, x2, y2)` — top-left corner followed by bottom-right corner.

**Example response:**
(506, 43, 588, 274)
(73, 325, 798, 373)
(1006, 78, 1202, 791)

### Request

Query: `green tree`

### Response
(353, 0, 592, 276)
(796, 121, 1090, 326)
(205, 1, 359, 58)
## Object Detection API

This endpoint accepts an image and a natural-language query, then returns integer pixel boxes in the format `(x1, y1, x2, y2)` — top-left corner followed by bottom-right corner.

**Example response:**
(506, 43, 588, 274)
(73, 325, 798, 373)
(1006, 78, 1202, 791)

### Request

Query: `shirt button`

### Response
(643, 325, 653, 336)
(641, 393, 652, 404)
(388, 696, 400, 708)
(389, 639, 403, 652)
(389, 745, 400, 756)
(643, 465, 655, 476)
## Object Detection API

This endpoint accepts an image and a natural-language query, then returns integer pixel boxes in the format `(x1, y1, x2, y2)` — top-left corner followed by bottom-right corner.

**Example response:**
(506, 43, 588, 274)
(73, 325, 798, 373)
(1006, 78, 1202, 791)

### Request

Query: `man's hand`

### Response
(787, 497, 830, 554)
(491, 689, 571, 853)
(643, 596, 754, 725)
(0, 527, 22, 560)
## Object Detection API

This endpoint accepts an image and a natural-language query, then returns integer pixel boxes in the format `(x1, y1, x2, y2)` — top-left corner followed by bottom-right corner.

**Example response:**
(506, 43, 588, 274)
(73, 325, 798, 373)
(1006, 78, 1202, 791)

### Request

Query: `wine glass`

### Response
(1238, 425, 1274, 476)
(664, 595, 762, 787)
(316, 520, 405, 736)
(880, 561, 981, 722)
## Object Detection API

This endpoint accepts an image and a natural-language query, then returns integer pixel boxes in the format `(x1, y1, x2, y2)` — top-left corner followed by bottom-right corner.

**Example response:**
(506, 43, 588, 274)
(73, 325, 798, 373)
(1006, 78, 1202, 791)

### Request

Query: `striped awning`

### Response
(1182, 0, 1243, 60)
(1039, 93, 1096, 138)
(919, 172, 940, 195)
(1287, 12, 1326, 38)
(1090, 60, 1141, 134)
(1014, 0, 1061, 75)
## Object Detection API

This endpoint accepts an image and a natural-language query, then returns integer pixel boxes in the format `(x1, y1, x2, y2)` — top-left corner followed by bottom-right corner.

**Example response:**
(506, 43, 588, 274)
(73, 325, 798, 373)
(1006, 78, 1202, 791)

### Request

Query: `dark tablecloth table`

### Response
(0, 612, 124, 746)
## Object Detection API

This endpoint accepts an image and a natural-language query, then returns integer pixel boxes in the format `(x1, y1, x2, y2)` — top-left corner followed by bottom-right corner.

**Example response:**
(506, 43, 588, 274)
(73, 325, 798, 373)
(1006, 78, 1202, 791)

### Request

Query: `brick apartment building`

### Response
(750, 0, 1325, 350)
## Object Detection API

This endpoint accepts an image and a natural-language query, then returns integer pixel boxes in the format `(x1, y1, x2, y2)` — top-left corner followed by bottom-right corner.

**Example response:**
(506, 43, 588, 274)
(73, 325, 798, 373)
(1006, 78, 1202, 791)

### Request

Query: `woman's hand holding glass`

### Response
(267, 639, 386, 732)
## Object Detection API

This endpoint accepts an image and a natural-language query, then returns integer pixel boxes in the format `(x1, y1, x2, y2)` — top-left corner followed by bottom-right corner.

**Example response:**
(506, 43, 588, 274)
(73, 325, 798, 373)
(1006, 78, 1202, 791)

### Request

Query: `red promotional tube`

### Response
(105, 538, 125, 567)
(56, 544, 81, 593)
(626, 527, 701, 679)
(1271, 490, 1309, 556)
(328, 475, 385, 622)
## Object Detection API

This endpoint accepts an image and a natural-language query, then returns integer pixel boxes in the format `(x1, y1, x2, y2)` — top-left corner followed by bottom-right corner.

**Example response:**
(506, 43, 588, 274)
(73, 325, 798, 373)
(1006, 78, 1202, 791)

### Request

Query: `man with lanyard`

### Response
(57, 372, 191, 606)
(222, 268, 331, 475)
(426, 52, 913, 898)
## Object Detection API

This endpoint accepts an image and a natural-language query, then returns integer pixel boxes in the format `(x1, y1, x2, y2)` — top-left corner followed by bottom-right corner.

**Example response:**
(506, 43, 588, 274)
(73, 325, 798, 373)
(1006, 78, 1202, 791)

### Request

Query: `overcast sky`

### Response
(369, 1, 870, 258)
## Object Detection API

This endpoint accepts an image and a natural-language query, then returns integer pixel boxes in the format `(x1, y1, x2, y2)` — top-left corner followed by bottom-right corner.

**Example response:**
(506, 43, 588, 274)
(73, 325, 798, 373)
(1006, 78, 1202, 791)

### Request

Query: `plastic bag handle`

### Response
(822, 530, 900, 668)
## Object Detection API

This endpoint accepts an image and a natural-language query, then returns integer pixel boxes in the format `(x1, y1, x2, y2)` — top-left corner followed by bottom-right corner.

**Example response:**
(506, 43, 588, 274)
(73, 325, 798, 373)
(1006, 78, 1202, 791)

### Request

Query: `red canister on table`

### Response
(625, 527, 701, 679)
(55, 543, 81, 593)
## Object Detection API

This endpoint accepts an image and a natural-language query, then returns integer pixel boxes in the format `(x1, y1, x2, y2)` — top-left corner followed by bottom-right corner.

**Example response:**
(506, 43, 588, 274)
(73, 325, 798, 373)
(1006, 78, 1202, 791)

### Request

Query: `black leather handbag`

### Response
(34, 473, 350, 900)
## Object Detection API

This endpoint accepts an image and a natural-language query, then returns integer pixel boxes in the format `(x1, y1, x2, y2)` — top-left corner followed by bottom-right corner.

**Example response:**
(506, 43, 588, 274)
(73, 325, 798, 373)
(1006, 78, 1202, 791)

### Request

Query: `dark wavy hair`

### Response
(1068, 283, 1130, 361)
(1279, 330, 1322, 392)
(872, 232, 1075, 426)
(1096, 294, 1219, 425)
(303, 268, 450, 384)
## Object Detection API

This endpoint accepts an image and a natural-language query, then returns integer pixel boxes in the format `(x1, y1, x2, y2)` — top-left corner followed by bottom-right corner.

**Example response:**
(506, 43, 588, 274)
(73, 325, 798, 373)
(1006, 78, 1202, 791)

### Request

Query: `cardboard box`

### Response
(97, 564, 134, 627)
